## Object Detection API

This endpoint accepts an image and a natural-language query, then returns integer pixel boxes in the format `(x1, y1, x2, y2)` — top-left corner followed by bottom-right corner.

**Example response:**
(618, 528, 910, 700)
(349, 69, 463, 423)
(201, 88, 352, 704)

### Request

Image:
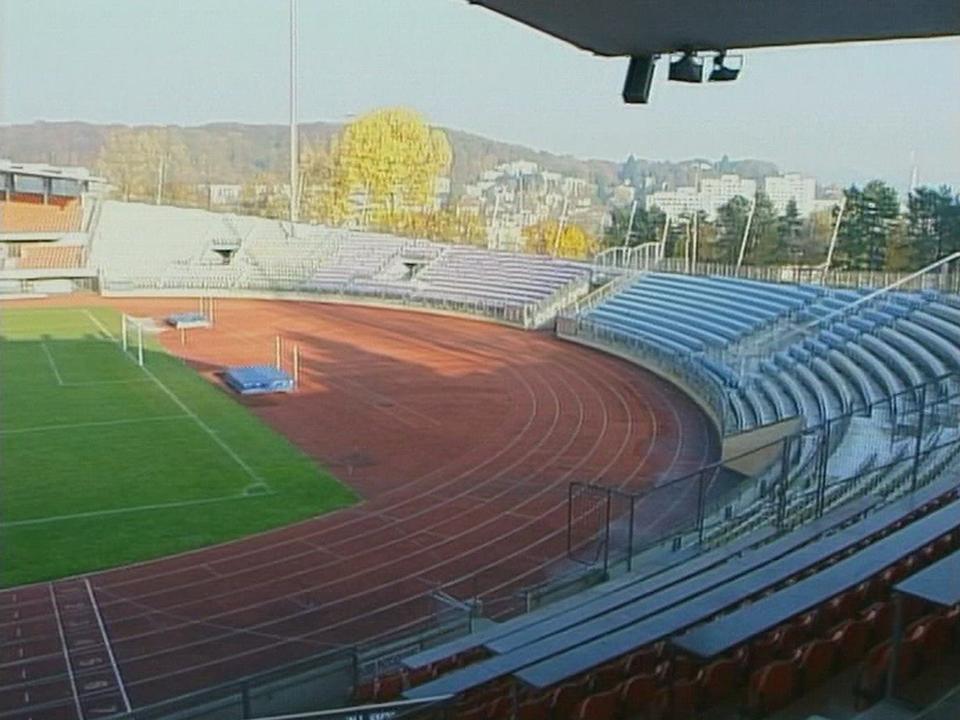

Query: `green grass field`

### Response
(0, 306, 356, 587)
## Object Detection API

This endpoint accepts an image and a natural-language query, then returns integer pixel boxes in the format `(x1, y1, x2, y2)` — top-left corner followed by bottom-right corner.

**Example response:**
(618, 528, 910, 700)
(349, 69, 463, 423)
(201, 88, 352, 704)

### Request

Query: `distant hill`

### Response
(0, 120, 778, 198)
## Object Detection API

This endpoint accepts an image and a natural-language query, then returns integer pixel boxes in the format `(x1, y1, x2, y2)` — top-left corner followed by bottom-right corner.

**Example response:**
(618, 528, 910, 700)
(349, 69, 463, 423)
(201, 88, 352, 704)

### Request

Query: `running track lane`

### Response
(0, 298, 720, 719)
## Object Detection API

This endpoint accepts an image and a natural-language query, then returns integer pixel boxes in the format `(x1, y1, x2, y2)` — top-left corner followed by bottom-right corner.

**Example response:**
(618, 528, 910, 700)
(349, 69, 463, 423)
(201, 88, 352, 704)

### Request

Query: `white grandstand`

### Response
(89, 200, 592, 328)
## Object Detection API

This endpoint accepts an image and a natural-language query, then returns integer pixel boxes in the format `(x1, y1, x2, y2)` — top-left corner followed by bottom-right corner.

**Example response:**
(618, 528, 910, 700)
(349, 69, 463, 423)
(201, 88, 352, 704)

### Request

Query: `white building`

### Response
(646, 174, 756, 220)
(765, 173, 817, 216)
(646, 186, 701, 219)
(610, 184, 636, 208)
(498, 160, 539, 177)
(208, 184, 243, 206)
(699, 175, 756, 217)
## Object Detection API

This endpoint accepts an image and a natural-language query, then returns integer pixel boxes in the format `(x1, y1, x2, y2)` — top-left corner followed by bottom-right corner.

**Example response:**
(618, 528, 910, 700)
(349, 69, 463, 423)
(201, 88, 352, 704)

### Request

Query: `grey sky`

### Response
(1, 0, 958, 190)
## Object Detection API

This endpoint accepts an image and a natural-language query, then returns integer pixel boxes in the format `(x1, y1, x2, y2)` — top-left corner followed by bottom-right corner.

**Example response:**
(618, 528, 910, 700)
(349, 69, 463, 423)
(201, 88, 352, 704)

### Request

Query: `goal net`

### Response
(121, 314, 146, 366)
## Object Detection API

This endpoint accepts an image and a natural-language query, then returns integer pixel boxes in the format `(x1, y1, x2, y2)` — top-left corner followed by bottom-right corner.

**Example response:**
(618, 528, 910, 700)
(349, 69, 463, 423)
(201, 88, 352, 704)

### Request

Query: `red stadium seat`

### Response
(352, 679, 376, 704)
(668, 654, 700, 682)
(571, 687, 621, 720)
(405, 665, 436, 687)
(624, 646, 661, 675)
(375, 673, 404, 701)
(853, 579, 875, 606)
(486, 694, 512, 720)
(855, 638, 919, 708)
(516, 696, 550, 720)
(824, 589, 860, 627)
(455, 705, 489, 720)
(795, 638, 836, 690)
(648, 686, 672, 720)
(434, 655, 462, 675)
(749, 631, 780, 671)
(829, 618, 871, 667)
(619, 673, 658, 715)
(746, 659, 797, 717)
(697, 656, 741, 703)
(918, 614, 953, 665)
(549, 676, 591, 720)
(589, 663, 624, 692)
(795, 609, 822, 640)
(861, 601, 894, 645)
(774, 622, 807, 658)
(670, 677, 699, 719)
(461, 646, 489, 665)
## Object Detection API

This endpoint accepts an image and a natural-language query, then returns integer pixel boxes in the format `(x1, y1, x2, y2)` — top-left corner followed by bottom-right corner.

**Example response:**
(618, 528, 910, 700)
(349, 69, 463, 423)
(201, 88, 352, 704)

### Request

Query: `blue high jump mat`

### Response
(223, 365, 294, 395)
(166, 312, 211, 329)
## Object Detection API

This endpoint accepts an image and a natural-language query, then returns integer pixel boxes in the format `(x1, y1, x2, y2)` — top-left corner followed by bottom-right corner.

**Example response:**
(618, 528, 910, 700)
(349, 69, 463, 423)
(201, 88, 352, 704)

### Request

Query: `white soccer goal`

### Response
(121, 314, 146, 366)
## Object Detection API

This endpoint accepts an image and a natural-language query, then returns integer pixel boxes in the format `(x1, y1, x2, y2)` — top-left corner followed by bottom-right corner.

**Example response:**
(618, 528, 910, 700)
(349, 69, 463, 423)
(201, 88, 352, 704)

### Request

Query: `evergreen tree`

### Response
(907, 185, 959, 266)
(747, 192, 780, 265)
(714, 195, 752, 265)
(835, 181, 900, 270)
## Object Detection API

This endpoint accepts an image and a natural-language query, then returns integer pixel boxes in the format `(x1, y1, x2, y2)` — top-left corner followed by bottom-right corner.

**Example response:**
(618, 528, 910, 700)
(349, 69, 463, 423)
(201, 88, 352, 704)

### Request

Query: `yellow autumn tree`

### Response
(240, 172, 289, 220)
(298, 141, 334, 223)
(380, 208, 486, 245)
(523, 220, 598, 259)
(327, 107, 452, 226)
(98, 128, 190, 204)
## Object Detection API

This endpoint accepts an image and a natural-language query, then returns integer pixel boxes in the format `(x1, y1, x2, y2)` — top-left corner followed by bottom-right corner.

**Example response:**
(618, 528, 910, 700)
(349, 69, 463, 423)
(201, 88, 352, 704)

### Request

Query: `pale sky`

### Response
(1, 0, 958, 190)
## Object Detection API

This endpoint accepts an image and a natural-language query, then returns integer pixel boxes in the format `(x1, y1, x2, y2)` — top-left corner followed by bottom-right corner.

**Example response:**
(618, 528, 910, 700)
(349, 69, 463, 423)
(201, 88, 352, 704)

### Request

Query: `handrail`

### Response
(563, 271, 639, 318)
(801, 250, 960, 333)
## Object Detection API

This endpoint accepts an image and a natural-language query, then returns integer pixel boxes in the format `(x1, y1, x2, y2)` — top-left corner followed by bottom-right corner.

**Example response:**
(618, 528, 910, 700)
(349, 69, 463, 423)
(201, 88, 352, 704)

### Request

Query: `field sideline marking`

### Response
(40, 340, 65, 386)
(61, 378, 154, 387)
(0, 414, 190, 436)
(40, 339, 149, 387)
(82, 309, 271, 491)
(1, 491, 274, 528)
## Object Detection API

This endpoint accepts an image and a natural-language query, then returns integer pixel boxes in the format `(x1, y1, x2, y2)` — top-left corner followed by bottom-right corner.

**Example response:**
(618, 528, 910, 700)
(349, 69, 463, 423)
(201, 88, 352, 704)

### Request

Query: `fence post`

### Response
(696, 470, 708, 546)
(626, 495, 635, 572)
(911, 383, 928, 493)
(816, 420, 832, 519)
(566, 483, 575, 557)
(776, 435, 791, 530)
(602, 489, 612, 578)
(241, 682, 251, 719)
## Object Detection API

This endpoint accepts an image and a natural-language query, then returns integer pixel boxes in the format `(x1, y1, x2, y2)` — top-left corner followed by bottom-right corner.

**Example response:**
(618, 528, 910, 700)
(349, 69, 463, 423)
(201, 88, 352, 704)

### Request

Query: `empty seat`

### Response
(619, 673, 658, 715)
(746, 659, 797, 716)
(794, 638, 836, 690)
(571, 687, 621, 720)
(829, 618, 872, 667)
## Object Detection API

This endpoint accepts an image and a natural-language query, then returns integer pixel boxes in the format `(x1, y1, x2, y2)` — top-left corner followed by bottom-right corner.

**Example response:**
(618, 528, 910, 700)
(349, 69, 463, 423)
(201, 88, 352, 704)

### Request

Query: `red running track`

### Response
(0, 298, 720, 720)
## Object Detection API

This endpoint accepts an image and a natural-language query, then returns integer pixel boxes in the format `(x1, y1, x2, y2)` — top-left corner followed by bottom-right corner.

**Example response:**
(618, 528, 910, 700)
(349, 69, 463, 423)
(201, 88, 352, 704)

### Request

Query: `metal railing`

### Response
(594, 254, 960, 295)
(913, 683, 960, 720)
(555, 314, 733, 434)
(99, 273, 591, 330)
(563, 372, 960, 577)
(592, 242, 663, 274)
(561, 270, 640, 318)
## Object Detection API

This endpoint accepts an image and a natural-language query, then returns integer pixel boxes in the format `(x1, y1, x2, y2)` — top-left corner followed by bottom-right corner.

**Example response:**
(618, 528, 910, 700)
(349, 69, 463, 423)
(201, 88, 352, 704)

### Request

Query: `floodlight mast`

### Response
(289, 0, 299, 226)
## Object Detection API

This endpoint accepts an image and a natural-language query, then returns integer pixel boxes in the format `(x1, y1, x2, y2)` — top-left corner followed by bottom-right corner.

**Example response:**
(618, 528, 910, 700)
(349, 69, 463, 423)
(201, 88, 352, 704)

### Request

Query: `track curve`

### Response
(0, 298, 720, 718)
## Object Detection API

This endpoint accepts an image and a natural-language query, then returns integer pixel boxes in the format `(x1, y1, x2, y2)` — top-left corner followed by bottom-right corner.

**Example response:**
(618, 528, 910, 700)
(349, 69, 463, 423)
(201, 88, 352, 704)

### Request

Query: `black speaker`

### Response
(709, 53, 743, 82)
(668, 53, 703, 83)
(622, 55, 657, 104)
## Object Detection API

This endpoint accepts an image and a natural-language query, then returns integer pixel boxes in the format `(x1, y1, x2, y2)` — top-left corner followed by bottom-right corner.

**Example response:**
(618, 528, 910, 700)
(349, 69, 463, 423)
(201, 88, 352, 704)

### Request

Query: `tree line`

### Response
(607, 180, 960, 273)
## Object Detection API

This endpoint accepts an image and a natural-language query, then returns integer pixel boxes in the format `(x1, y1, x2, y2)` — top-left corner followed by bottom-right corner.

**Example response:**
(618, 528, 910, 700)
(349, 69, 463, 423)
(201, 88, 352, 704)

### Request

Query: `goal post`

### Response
(121, 314, 145, 367)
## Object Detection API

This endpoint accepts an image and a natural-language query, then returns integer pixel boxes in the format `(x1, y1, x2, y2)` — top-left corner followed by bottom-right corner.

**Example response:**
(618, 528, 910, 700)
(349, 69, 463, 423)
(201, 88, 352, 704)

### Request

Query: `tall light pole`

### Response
(289, 0, 299, 225)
